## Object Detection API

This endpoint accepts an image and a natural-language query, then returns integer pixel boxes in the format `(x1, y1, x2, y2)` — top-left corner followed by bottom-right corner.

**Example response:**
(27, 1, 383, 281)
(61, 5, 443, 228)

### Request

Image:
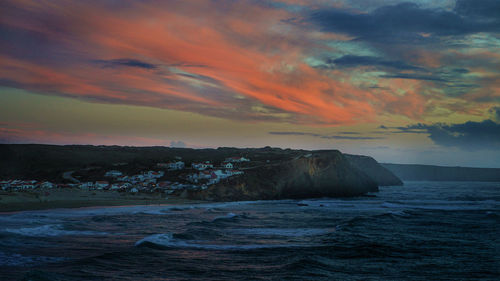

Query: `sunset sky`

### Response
(1, 0, 499, 167)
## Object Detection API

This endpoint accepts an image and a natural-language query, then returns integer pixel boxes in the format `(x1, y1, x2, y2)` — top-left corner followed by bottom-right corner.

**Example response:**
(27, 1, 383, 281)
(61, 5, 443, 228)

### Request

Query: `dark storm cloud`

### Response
(308, 2, 500, 43)
(379, 73, 447, 82)
(95, 59, 157, 69)
(268, 131, 383, 140)
(395, 120, 500, 150)
(377, 124, 427, 134)
(326, 55, 423, 70)
(454, 0, 500, 19)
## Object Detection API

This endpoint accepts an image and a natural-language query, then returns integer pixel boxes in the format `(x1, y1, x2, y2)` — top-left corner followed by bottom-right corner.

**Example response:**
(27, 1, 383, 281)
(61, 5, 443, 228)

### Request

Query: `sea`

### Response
(0, 181, 499, 280)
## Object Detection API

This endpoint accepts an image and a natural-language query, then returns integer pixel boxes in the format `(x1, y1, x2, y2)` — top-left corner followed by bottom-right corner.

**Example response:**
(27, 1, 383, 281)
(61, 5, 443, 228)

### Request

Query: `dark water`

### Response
(1, 181, 499, 280)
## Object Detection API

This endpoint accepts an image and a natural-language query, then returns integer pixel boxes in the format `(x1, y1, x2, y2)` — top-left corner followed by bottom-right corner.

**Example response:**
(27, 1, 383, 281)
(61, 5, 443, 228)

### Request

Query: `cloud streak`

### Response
(268, 131, 383, 140)
(95, 59, 157, 69)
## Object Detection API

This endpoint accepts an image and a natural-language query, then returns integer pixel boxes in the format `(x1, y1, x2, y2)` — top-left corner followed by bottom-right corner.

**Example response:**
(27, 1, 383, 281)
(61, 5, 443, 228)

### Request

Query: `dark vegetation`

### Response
(0, 144, 303, 181)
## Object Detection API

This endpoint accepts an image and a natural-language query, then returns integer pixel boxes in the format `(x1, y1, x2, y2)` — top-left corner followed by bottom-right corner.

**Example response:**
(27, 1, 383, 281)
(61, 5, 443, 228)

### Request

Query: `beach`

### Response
(0, 189, 205, 212)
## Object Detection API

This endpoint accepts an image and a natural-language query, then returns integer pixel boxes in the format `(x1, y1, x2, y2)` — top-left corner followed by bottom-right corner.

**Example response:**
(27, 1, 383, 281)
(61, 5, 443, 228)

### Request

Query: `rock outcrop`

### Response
(344, 154, 403, 186)
(189, 150, 378, 201)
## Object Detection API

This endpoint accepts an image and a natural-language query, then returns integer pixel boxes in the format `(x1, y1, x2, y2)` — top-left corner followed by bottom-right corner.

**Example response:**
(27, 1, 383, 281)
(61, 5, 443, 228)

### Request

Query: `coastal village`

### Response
(0, 156, 250, 195)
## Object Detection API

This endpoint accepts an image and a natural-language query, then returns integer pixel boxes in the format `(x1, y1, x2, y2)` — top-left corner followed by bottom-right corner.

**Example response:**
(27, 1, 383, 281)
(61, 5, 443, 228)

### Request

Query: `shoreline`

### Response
(0, 189, 207, 213)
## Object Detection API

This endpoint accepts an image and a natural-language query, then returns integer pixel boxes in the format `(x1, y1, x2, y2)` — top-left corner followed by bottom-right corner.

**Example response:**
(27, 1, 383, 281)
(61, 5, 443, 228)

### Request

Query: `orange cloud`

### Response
(0, 0, 429, 125)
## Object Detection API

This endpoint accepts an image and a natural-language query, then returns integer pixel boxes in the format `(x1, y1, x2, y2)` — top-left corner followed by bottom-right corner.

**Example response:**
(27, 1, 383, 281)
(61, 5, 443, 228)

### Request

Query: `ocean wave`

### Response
(135, 233, 300, 250)
(381, 200, 499, 211)
(387, 210, 411, 217)
(381, 201, 404, 208)
(4, 224, 109, 237)
(230, 228, 334, 237)
(210, 212, 255, 223)
(0, 251, 65, 266)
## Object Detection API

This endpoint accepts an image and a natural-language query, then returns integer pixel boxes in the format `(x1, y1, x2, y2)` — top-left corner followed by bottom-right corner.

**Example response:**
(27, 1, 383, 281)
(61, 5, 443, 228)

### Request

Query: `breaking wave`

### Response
(135, 233, 300, 250)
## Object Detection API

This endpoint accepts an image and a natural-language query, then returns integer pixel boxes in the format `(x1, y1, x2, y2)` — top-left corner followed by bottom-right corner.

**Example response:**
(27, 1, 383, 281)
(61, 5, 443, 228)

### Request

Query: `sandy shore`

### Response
(0, 189, 206, 212)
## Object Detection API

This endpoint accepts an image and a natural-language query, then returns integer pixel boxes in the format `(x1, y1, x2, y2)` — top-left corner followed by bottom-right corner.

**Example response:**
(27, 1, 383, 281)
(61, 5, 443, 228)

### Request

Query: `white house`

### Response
(213, 169, 231, 179)
(116, 175, 128, 181)
(221, 162, 233, 169)
(168, 161, 185, 170)
(120, 183, 132, 189)
(0, 180, 11, 190)
(145, 171, 164, 178)
(21, 183, 36, 189)
(225, 157, 250, 163)
(95, 181, 109, 189)
(192, 162, 214, 170)
(105, 170, 123, 177)
(21, 180, 37, 189)
(40, 181, 55, 189)
(80, 182, 94, 189)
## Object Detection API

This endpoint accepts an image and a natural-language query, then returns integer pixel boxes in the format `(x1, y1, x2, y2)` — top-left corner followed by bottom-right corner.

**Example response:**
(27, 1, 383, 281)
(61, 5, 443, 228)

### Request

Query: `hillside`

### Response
(0, 144, 301, 181)
(344, 154, 403, 186)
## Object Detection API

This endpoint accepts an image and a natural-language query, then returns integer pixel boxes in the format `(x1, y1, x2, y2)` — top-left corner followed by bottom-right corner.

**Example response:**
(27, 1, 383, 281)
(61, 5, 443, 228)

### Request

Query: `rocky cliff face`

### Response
(345, 154, 403, 186)
(188, 150, 378, 201)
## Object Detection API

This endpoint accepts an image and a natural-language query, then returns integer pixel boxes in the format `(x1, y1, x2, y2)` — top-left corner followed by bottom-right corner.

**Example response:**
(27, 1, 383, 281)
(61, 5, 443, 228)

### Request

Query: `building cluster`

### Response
(81, 170, 166, 193)
(186, 169, 244, 185)
(156, 161, 185, 170)
(0, 180, 56, 191)
(0, 156, 249, 194)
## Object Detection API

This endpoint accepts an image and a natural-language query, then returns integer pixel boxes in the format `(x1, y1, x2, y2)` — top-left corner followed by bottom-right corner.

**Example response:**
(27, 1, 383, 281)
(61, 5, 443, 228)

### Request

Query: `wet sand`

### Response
(0, 189, 205, 212)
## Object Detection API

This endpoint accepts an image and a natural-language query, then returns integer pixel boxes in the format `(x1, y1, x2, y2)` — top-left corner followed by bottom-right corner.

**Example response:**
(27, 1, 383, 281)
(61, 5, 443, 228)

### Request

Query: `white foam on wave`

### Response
(381, 200, 499, 211)
(230, 228, 333, 237)
(213, 212, 238, 221)
(4, 224, 108, 237)
(135, 233, 299, 250)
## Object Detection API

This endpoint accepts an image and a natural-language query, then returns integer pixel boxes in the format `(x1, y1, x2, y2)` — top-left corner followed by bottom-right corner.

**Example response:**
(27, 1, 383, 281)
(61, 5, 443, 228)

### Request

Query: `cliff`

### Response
(383, 163, 500, 182)
(188, 150, 378, 201)
(345, 154, 403, 186)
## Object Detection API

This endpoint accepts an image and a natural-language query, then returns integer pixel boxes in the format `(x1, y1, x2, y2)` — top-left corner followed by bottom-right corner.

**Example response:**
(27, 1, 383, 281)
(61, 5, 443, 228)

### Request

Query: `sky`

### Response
(0, 0, 499, 167)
